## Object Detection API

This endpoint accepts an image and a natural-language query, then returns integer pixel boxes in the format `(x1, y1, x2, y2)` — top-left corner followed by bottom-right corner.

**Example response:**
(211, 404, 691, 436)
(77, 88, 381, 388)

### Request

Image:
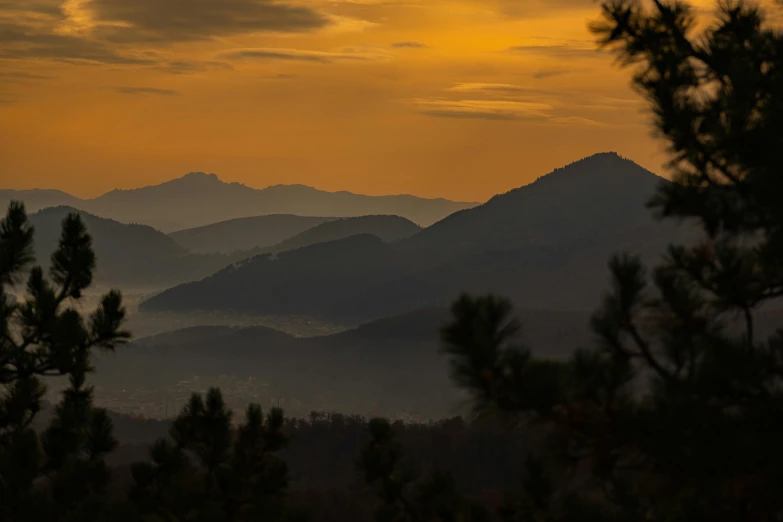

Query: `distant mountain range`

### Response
(95, 303, 783, 419)
(94, 307, 594, 419)
(2, 173, 477, 232)
(28, 208, 417, 289)
(169, 215, 337, 254)
(141, 152, 700, 321)
(170, 215, 421, 255)
(29, 207, 238, 289)
(255, 215, 421, 255)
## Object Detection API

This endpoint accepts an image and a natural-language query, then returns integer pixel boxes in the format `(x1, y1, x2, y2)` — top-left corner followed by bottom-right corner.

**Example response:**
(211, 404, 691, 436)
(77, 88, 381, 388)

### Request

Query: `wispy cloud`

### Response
(531, 68, 576, 79)
(150, 59, 234, 75)
(0, 0, 334, 68)
(447, 83, 528, 95)
(90, 0, 330, 42)
(114, 86, 180, 96)
(412, 81, 632, 126)
(0, 21, 158, 64)
(505, 37, 604, 60)
(391, 41, 428, 49)
(549, 116, 606, 127)
(412, 98, 553, 121)
(0, 71, 56, 80)
(220, 46, 390, 63)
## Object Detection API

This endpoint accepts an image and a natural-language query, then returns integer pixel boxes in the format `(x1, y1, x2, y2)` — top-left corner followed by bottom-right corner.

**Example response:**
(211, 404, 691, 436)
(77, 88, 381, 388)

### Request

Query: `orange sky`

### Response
(0, 0, 756, 201)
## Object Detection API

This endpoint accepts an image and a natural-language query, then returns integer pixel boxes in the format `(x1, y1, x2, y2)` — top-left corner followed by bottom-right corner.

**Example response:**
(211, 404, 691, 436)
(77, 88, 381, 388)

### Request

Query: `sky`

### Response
(0, 0, 758, 202)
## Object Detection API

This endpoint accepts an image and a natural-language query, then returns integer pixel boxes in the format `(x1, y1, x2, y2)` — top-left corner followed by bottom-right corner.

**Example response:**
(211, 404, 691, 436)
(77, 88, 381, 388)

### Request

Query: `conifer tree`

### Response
(128, 387, 291, 522)
(363, 1, 783, 520)
(0, 201, 129, 521)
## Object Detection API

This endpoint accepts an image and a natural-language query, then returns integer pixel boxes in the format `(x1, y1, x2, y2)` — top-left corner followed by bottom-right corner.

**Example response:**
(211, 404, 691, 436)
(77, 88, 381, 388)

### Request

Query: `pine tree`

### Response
(363, 1, 783, 520)
(128, 388, 291, 522)
(0, 201, 130, 521)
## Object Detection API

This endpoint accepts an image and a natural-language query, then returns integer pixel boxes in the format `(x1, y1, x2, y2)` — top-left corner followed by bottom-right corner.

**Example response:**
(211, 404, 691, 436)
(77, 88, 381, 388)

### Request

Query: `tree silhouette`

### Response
(362, 1, 783, 520)
(0, 201, 129, 521)
(128, 387, 291, 521)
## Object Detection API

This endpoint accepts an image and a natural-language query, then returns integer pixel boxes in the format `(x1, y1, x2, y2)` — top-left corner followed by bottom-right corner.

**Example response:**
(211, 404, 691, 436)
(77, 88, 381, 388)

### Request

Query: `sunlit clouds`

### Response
(4, 0, 772, 200)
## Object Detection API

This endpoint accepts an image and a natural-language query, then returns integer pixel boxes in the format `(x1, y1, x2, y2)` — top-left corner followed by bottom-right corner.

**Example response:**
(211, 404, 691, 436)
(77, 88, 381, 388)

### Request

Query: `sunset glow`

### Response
(2, 0, 777, 200)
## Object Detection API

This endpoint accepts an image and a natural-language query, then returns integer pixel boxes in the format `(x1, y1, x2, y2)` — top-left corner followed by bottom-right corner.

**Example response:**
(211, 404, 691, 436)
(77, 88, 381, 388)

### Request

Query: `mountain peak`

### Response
(180, 171, 221, 182)
(528, 151, 659, 187)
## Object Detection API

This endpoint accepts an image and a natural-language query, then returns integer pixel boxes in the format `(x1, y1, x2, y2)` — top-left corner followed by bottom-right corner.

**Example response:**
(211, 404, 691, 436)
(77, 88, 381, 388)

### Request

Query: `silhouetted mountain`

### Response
(5, 173, 477, 232)
(28, 207, 249, 289)
(95, 306, 593, 418)
(169, 215, 337, 254)
(403, 152, 664, 255)
(141, 152, 698, 320)
(30, 206, 186, 275)
(258, 215, 422, 254)
(144, 234, 396, 314)
(0, 189, 82, 213)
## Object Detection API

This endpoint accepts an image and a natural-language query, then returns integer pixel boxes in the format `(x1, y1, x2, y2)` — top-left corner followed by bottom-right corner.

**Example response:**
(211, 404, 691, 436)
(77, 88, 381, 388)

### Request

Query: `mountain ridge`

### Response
(1, 173, 478, 232)
(141, 152, 691, 321)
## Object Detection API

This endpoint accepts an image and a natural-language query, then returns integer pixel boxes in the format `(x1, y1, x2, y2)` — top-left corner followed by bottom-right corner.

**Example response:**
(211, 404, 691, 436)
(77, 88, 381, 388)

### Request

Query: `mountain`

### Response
(91, 301, 783, 420)
(169, 214, 421, 255)
(168, 215, 336, 254)
(402, 151, 664, 255)
(0, 189, 82, 213)
(258, 215, 422, 254)
(30, 206, 186, 275)
(94, 306, 594, 419)
(140, 152, 700, 320)
(144, 234, 396, 315)
(28, 207, 247, 289)
(4, 173, 478, 232)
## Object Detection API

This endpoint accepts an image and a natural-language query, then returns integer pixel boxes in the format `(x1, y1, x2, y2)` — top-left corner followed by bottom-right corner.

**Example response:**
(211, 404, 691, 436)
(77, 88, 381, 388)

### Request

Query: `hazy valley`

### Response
(11, 151, 756, 424)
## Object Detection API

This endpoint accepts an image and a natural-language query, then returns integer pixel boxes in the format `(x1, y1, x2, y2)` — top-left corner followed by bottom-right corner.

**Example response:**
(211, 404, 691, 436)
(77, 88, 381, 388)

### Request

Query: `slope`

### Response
(30, 205, 187, 266)
(0, 189, 82, 213)
(94, 306, 594, 419)
(28, 207, 247, 289)
(142, 234, 397, 314)
(169, 214, 337, 254)
(402, 151, 665, 255)
(259, 215, 422, 254)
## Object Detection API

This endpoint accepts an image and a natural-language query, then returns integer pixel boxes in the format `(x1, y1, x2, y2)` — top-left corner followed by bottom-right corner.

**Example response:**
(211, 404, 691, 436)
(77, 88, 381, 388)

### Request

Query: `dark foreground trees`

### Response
(126, 388, 292, 522)
(0, 204, 297, 522)
(361, 1, 783, 521)
(0, 202, 129, 521)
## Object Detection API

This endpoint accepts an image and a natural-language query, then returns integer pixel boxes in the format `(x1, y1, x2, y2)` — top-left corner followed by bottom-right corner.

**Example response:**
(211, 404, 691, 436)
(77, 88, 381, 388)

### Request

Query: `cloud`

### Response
(150, 59, 234, 75)
(322, 14, 378, 34)
(0, 22, 157, 64)
(444, 83, 564, 104)
(549, 116, 606, 127)
(507, 44, 601, 58)
(412, 98, 553, 121)
(90, 0, 330, 42)
(447, 83, 527, 95)
(114, 86, 180, 96)
(0, 0, 63, 18)
(0, 71, 56, 80)
(505, 38, 605, 59)
(391, 41, 428, 49)
(220, 47, 389, 63)
(412, 82, 629, 126)
(531, 68, 576, 79)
